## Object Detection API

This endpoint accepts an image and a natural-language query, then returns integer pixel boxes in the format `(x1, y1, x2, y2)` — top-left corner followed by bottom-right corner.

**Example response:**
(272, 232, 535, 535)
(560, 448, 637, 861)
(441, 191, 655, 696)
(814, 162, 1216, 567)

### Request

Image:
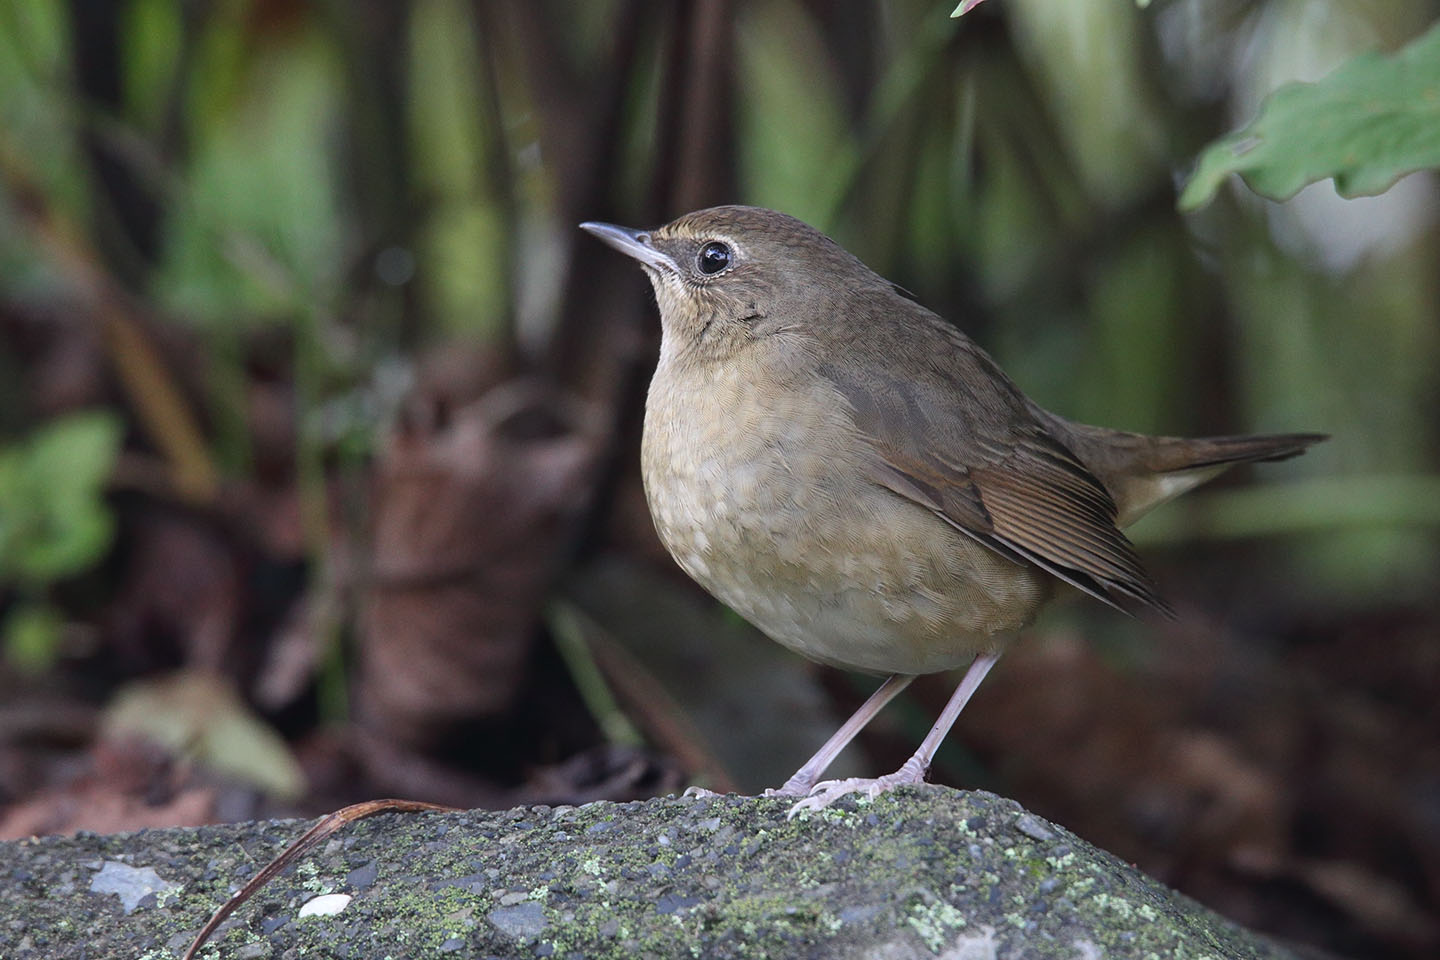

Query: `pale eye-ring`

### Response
(696, 240, 732, 275)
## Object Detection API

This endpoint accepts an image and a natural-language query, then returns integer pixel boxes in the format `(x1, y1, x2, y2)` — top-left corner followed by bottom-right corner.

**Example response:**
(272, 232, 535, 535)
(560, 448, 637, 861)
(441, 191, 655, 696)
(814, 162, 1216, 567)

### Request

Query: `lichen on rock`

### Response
(1, 787, 1298, 959)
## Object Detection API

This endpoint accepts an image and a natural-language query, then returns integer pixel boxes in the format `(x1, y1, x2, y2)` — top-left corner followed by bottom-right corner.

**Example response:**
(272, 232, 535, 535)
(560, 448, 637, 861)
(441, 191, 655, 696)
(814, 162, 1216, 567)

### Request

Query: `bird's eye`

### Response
(696, 241, 732, 275)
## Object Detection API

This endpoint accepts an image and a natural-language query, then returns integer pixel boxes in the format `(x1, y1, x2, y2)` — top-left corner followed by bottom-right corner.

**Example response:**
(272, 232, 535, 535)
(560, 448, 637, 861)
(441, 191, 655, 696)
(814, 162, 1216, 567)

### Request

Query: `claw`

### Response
(785, 769, 924, 819)
(761, 784, 808, 798)
(682, 785, 722, 799)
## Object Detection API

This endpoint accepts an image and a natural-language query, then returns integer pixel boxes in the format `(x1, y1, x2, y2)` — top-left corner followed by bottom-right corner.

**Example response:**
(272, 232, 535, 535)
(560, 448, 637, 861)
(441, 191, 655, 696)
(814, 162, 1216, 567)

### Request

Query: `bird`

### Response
(579, 205, 1324, 812)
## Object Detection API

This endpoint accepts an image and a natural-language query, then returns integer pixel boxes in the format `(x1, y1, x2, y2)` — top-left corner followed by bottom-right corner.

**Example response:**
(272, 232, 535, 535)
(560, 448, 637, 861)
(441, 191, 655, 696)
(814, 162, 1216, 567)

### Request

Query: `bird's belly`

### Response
(642, 377, 1049, 675)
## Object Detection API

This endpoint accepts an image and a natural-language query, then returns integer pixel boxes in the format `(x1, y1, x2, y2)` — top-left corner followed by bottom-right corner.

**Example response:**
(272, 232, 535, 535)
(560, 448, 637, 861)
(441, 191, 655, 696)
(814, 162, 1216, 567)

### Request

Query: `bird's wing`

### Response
(819, 355, 1172, 617)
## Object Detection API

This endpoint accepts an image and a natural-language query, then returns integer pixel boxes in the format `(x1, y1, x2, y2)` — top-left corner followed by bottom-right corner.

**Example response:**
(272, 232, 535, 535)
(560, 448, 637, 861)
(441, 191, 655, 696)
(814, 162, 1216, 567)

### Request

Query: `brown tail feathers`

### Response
(1043, 419, 1328, 527)
(1136, 432, 1328, 474)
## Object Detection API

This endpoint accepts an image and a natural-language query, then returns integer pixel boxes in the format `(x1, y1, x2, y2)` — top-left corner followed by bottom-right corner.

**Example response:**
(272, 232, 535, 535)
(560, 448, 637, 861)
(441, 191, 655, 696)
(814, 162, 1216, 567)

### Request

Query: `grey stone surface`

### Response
(0, 787, 1299, 959)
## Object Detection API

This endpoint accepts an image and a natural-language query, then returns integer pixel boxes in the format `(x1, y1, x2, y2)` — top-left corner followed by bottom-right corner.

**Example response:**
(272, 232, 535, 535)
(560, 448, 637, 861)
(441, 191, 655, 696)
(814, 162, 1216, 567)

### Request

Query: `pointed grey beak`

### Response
(579, 221, 678, 274)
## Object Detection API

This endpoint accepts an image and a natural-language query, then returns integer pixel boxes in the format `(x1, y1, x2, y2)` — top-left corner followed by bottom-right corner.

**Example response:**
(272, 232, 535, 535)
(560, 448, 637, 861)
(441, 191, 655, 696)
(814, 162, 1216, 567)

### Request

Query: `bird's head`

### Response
(581, 205, 887, 361)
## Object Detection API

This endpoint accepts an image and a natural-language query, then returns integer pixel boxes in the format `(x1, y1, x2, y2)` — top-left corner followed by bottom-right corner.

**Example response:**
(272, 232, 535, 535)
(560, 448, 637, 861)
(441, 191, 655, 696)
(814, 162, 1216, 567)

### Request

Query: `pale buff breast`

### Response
(641, 349, 1051, 676)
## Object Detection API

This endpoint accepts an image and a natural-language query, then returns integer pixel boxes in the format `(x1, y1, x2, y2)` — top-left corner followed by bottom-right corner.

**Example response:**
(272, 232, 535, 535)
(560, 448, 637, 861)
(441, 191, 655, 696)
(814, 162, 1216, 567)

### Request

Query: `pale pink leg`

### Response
(789, 653, 999, 816)
(765, 674, 915, 797)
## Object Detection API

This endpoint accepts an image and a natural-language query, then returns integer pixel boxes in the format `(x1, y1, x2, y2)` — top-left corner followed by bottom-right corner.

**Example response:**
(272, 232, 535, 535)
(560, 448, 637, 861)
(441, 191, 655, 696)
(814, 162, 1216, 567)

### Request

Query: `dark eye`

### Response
(696, 241, 732, 275)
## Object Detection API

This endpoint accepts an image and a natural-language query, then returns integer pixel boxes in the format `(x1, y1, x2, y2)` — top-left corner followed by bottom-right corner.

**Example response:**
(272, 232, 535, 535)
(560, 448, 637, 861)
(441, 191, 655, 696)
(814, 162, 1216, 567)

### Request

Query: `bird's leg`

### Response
(788, 653, 999, 817)
(764, 674, 915, 797)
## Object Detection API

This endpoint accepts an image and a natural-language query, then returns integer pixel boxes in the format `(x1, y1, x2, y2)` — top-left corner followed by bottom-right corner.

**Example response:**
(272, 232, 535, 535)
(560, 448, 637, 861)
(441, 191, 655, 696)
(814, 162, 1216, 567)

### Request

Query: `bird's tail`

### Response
(1044, 417, 1327, 527)
(1128, 432, 1327, 474)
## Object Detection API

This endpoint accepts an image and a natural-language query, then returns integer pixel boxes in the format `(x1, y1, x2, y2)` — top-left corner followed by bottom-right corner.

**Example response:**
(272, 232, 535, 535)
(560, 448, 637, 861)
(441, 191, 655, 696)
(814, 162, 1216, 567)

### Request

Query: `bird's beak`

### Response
(579, 221, 678, 274)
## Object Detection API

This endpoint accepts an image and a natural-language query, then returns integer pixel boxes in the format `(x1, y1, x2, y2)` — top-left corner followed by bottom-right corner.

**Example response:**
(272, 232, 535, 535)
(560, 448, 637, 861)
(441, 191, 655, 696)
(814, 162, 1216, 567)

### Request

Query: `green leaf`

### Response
(0, 411, 122, 584)
(26, 409, 125, 497)
(14, 499, 115, 582)
(3, 602, 64, 675)
(1180, 20, 1440, 210)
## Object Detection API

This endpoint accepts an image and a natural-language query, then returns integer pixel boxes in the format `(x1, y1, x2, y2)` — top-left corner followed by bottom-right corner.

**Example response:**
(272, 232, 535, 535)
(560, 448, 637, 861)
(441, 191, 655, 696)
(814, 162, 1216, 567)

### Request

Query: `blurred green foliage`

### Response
(0, 411, 121, 585)
(0, 0, 1436, 618)
(3, 602, 67, 676)
(0, 411, 122, 672)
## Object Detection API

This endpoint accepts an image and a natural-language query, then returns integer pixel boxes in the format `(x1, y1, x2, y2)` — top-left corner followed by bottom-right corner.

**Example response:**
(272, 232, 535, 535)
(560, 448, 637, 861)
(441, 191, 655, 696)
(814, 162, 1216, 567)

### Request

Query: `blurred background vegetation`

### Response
(1, 1, 1437, 956)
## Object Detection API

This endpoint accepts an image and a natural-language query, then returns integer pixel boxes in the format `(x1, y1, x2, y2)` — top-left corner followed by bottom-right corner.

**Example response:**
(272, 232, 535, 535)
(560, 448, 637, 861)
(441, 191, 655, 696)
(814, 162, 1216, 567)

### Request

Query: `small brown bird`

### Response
(580, 206, 1323, 811)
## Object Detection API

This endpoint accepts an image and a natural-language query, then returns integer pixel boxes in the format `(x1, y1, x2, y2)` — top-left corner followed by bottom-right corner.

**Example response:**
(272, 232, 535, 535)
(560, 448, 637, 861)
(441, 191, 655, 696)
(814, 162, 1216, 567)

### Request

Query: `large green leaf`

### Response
(1180, 20, 1440, 211)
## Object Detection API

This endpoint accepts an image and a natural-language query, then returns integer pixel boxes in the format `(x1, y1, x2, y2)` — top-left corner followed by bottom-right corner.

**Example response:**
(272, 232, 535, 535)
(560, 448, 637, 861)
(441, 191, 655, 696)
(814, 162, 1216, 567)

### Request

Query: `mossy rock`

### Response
(0, 787, 1298, 958)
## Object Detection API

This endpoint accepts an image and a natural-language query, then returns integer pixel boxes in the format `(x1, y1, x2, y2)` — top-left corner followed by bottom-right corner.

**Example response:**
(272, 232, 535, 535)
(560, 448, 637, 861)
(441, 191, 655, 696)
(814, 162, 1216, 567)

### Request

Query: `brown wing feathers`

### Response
(969, 440, 1172, 616)
(826, 366, 1174, 618)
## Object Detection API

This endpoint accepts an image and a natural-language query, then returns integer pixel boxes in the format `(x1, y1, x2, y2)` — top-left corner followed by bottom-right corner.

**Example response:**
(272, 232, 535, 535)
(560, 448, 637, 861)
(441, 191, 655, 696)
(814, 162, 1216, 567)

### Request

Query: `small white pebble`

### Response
(297, 893, 352, 918)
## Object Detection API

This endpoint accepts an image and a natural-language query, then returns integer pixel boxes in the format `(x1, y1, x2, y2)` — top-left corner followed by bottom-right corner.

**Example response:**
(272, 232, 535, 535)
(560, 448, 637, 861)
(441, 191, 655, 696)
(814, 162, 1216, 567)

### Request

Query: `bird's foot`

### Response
(785, 758, 927, 819)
